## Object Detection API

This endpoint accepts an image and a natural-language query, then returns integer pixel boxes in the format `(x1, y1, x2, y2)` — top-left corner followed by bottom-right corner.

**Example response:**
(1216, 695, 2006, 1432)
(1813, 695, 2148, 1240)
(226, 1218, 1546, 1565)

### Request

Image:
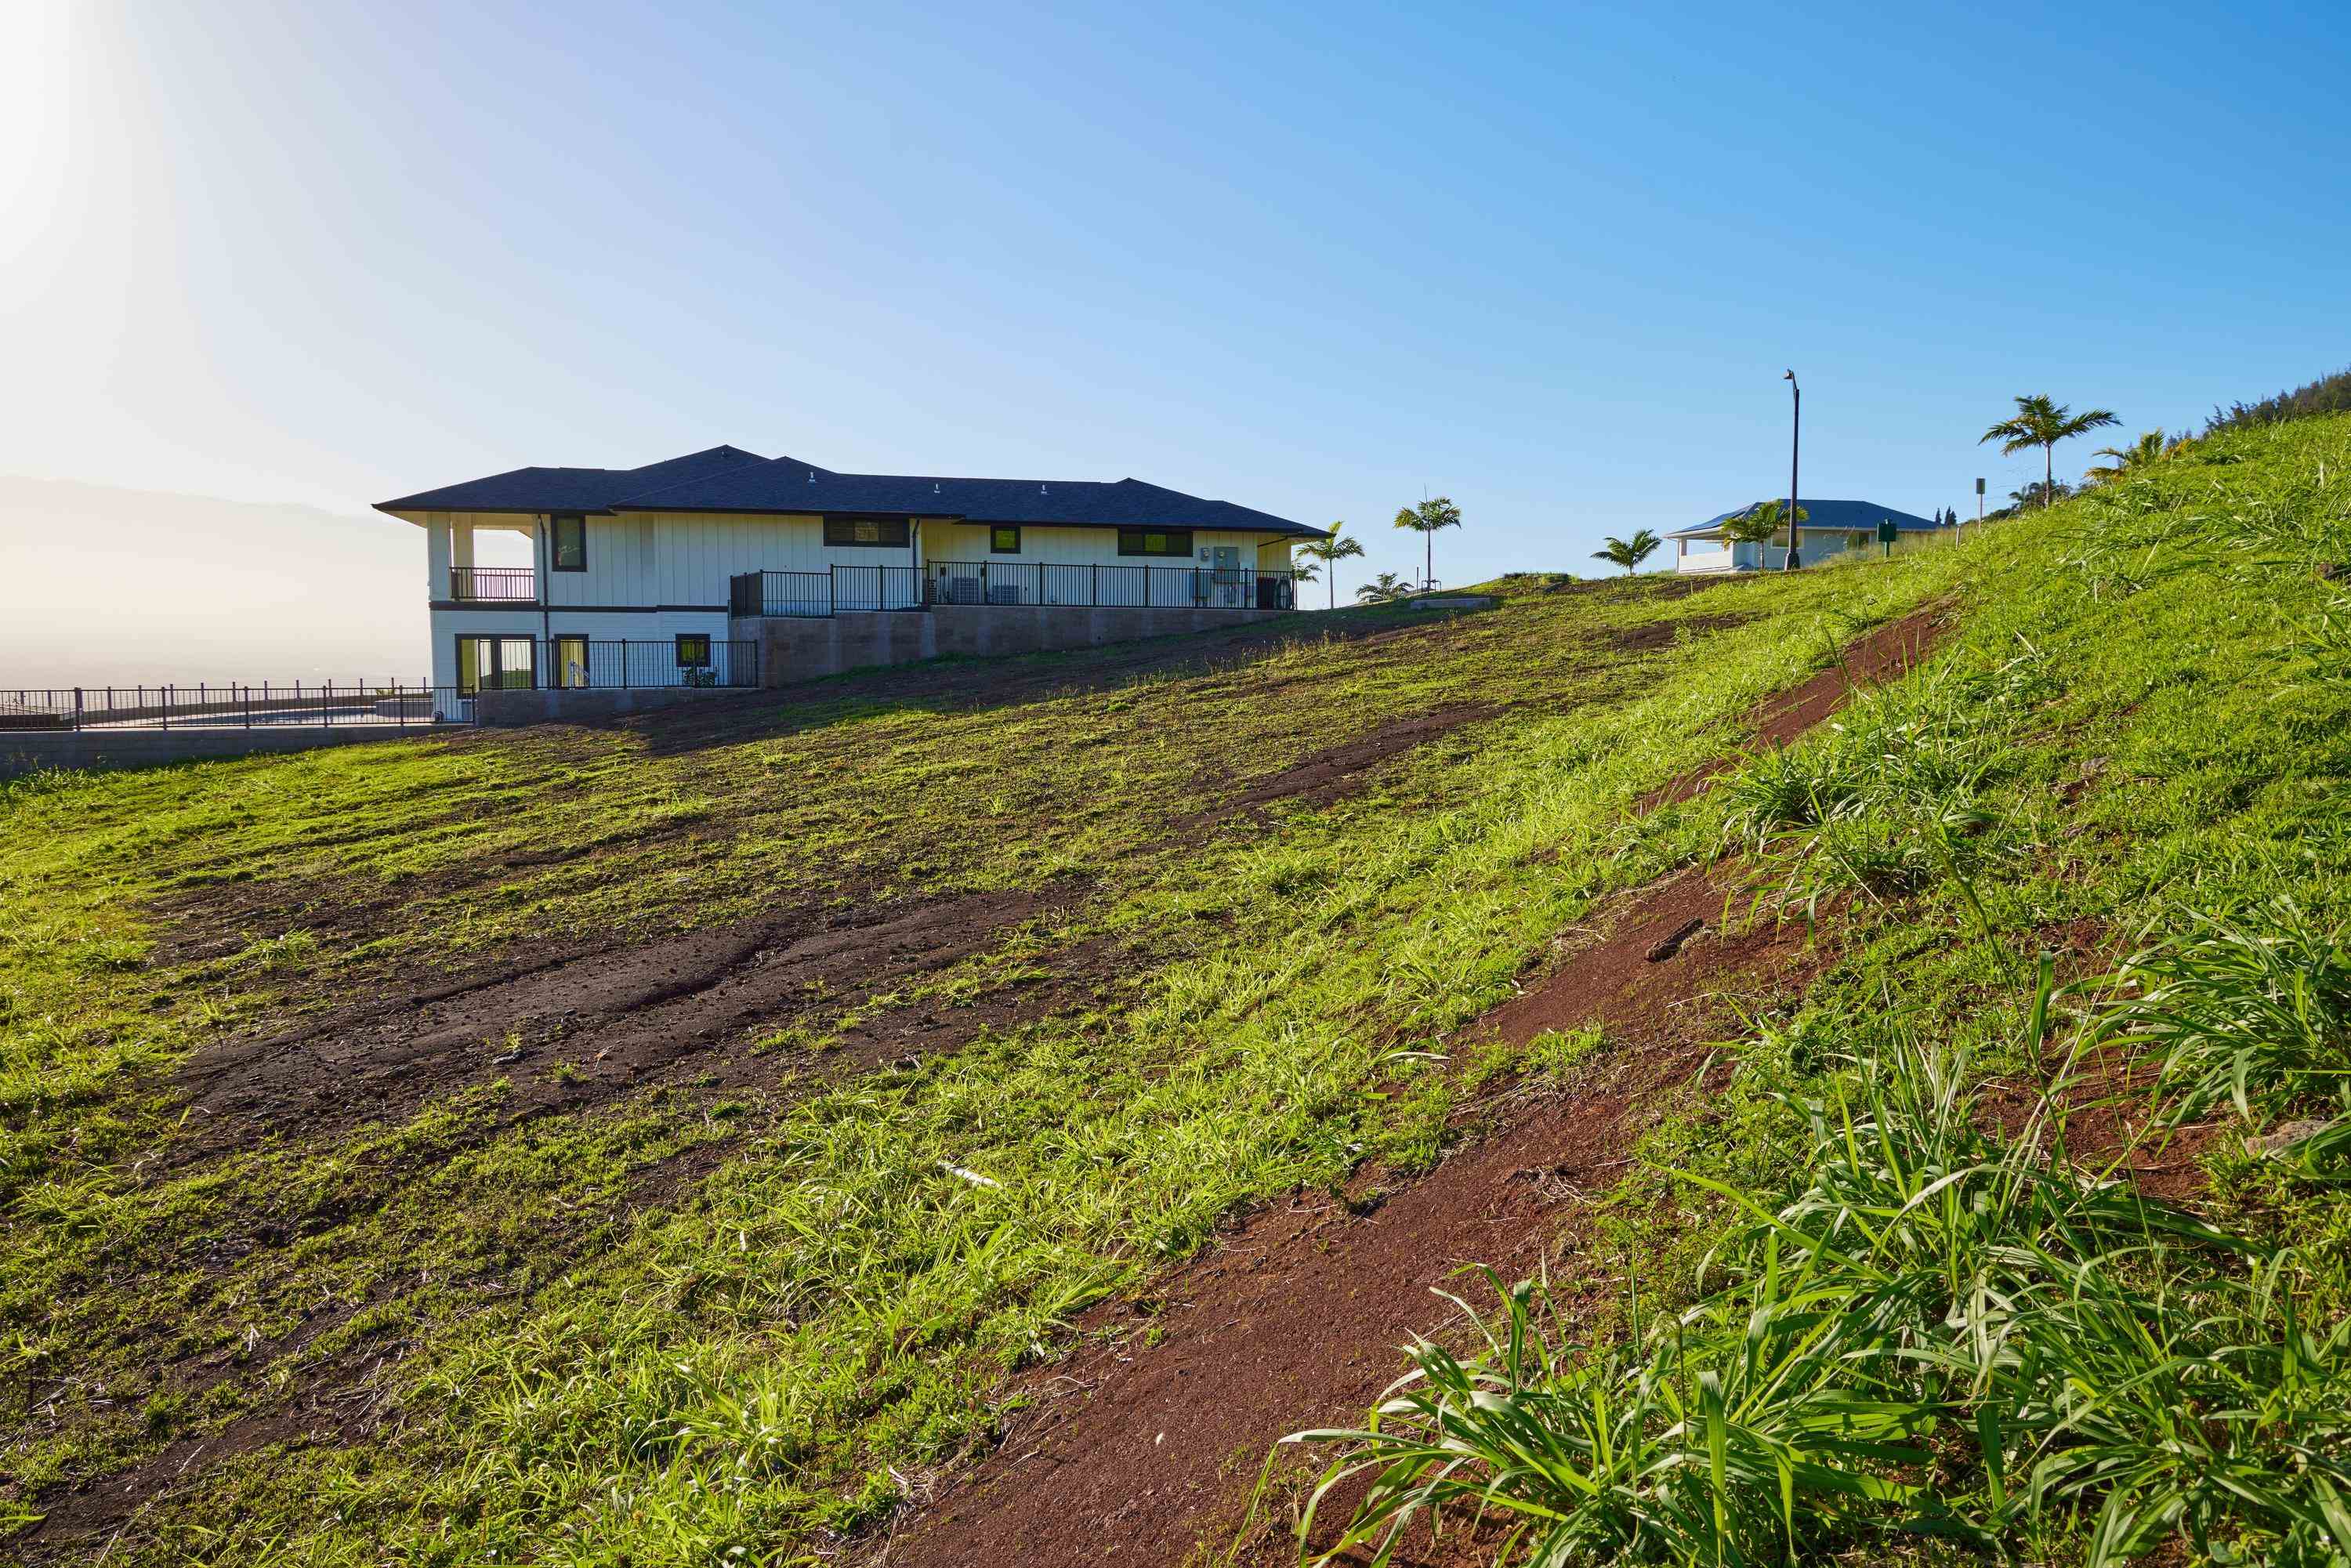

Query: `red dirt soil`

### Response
(166, 888, 1099, 1166)
(1642, 603, 1948, 809)
(884, 606, 1954, 1568)
(887, 870, 1817, 1568)
(1222, 704, 1500, 817)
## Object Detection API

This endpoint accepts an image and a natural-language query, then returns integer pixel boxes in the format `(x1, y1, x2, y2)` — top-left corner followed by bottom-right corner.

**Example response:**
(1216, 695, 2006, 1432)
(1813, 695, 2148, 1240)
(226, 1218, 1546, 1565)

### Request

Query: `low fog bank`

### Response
(1, 476, 429, 686)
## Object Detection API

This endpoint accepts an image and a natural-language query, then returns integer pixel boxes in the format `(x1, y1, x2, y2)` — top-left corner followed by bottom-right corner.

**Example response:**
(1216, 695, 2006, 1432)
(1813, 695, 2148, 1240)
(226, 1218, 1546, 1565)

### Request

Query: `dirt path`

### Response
(1643, 603, 1947, 809)
(888, 870, 1816, 1568)
(885, 604, 1951, 1567)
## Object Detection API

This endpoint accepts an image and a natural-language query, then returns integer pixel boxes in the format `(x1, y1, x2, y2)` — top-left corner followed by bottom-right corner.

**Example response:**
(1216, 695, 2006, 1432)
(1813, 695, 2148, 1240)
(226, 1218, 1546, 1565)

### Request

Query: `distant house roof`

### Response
(379, 447, 1327, 538)
(1668, 498, 1944, 541)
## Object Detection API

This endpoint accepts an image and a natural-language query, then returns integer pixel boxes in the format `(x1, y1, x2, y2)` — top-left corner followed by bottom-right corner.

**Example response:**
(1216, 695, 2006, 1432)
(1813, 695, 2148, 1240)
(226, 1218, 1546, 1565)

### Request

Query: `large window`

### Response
(549, 513, 588, 571)
(824, 516, 911, 548)
(1117, 528, 1193, 558)
(455, 636, 536, 695)
(990, 525, 1022, 554)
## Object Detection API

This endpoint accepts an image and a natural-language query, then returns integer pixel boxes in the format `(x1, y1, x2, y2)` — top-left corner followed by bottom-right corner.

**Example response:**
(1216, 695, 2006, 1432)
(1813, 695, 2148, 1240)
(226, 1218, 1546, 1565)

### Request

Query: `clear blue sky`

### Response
(6, 1, 2348, 595)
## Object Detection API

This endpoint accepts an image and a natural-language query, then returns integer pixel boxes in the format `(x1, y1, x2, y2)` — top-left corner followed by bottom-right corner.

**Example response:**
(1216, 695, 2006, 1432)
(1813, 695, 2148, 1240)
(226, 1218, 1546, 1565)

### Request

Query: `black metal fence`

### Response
(0, 682, 473, 731)
(527, 638, 759, 692)
(926, 560, 1296, 610)
(729, 563, 1298, 617)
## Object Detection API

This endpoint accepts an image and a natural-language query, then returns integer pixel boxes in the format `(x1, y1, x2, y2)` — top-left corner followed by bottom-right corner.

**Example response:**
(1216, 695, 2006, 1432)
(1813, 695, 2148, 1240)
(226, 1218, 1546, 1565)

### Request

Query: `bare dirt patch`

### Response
(165, 887, 1096, 1167)
(1598, 611, 1754, 654)
(1220, 704, 1500, 817)
(888, 867, 1824, 1568)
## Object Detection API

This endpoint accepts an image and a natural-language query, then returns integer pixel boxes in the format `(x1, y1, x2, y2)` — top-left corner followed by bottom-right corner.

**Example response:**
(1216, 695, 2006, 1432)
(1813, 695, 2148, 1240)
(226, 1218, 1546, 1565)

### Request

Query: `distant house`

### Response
(1668, 499, 1946, 574)
(377, 447, 1326, 697)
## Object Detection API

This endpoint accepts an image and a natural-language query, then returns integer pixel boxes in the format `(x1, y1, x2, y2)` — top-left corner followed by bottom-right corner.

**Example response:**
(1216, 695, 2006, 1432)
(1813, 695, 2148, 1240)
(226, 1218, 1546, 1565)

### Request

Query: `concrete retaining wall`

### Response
(471, 685, 757, 727)
(740, 604, 1291, 684)
(0, 725, 443, 779)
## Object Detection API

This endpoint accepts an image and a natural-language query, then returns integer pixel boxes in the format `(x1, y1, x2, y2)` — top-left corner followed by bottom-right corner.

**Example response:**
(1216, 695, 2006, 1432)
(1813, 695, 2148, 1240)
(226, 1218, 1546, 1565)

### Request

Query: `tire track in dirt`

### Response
(1214, 704, 1501, 818)
(22, 897, 1128, 1560)
(165, 887, 1096, 1165)
(886, 605, 1952, 1568)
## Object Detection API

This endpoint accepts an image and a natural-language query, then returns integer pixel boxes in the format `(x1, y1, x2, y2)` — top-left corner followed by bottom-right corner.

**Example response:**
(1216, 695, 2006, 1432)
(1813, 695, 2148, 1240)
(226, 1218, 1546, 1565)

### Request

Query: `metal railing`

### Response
(532, 639, 759, 691)
(732, 570, 831, 618)
(1, 682, 474, 731)
(728, 563, 1299, 617)
(926, 561, 1296, 610)
(450, 566, 538, 602)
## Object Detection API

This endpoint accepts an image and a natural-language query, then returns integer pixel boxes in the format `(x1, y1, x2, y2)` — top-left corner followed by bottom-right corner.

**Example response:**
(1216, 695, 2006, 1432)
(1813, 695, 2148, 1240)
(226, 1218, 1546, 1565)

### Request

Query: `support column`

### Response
(426, 512, 452, 599)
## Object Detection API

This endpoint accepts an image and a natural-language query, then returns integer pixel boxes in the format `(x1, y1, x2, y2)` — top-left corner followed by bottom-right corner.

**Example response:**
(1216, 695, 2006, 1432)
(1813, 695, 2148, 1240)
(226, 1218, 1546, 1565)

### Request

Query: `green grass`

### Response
(9, 412, 2351, 1565)
(1279, 414, 2351, 1566)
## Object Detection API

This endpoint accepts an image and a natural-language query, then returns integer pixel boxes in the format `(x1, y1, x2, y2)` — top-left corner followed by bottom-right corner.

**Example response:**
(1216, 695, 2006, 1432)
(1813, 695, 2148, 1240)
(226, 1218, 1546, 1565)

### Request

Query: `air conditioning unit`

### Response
(943, 576, 984, 605)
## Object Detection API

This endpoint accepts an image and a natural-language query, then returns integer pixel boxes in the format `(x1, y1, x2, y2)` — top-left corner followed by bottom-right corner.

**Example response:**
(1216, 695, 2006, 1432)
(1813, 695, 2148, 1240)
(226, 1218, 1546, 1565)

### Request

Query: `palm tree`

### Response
(1295, 523, 1366, 610)
(2084, 429, 2171, 485)
(1981, 394, 2120, 509)
(1393, 497, 1462, 590)
(1356, 570, 1413, 603)
(1591, 528, 1661, 575)
(1719, 500, 1806, 561)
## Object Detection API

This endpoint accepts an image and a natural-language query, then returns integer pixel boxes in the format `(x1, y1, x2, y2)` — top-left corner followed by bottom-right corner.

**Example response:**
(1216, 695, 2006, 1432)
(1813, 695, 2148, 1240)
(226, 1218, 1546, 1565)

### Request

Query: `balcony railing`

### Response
(449, 566, 538, 603)
(728, 563, 1299, 618)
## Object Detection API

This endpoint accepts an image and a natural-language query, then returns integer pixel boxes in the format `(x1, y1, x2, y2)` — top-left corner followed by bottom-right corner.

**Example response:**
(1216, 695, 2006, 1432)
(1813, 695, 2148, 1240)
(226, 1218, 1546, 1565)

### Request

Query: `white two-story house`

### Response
(377, 446, 1324, 696)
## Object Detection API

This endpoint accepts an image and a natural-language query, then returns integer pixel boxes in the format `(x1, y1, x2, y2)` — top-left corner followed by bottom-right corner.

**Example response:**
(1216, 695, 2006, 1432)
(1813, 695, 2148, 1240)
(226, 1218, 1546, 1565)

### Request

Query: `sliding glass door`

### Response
(455, 636, 538, 694)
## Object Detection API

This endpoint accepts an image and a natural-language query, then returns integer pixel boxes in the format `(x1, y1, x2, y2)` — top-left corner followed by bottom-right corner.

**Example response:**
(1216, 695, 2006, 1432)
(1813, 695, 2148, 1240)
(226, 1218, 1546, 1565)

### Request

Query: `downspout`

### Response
(538, 515, 551, 659)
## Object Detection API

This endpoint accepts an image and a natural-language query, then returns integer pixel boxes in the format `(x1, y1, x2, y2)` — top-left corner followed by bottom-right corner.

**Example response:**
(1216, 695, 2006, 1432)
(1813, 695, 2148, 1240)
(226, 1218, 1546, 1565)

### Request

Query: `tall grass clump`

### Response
(2091, 902, 2351, 1134)
(1283, 1004, 2351, 1566)
(1716, 647, 2053, 915)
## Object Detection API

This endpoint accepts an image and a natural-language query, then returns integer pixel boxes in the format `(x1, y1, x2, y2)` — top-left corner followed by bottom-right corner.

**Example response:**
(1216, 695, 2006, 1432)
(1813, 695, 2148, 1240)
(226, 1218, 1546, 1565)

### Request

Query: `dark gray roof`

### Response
(619, 458, 1324, 538)
(1667, 498, 1945, 540)
(379, 446, 1324, 538)
(375, 445, 773, 514)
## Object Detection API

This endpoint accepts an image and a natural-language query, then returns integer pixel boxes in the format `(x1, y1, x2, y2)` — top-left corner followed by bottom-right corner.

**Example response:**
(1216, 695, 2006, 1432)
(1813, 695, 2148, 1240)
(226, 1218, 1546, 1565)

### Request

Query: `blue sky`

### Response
(6, 0, 2349, 600)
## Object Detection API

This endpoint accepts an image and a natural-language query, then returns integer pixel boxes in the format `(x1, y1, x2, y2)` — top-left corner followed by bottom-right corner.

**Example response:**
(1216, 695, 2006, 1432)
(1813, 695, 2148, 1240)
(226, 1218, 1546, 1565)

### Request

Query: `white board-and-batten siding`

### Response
(422, 512, 1295, 607)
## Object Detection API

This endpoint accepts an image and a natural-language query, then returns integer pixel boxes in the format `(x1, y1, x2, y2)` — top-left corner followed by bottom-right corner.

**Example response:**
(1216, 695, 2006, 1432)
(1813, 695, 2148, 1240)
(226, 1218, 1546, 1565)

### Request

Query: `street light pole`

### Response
(1782, 370, 1801, 571)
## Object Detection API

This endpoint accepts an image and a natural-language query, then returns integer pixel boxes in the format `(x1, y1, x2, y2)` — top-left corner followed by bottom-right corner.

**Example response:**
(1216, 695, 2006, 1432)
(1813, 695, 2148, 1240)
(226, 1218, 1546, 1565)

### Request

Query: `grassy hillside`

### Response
(5, 412, 2350, 1564)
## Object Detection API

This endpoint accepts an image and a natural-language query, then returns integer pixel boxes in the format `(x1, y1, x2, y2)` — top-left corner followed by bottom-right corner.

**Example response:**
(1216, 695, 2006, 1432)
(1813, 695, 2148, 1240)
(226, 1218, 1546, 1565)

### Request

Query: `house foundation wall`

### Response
(0, 726, 436, 778)
(739, 604, 1292, 685)
(470, 686, 755, 727)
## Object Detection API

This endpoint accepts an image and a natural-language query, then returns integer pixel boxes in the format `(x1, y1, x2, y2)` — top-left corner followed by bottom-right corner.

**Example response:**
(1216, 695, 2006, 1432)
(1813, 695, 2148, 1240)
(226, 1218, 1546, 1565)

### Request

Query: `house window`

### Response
(1118, 528, 1193, 558)
(991, 525, 1022, 554)
(550, 513, 588, 571)
(823, 516, 911, 548)
(675, 633, 712, 669)
(1847, 531, 1868, 550)
(455, 635, 536, 695)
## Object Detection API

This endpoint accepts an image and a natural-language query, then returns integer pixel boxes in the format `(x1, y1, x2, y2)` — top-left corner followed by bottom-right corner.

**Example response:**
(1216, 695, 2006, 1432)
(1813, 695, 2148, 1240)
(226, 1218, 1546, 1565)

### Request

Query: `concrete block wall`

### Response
(741, 604, 1291, 685)
(470, 686, 755, 727)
